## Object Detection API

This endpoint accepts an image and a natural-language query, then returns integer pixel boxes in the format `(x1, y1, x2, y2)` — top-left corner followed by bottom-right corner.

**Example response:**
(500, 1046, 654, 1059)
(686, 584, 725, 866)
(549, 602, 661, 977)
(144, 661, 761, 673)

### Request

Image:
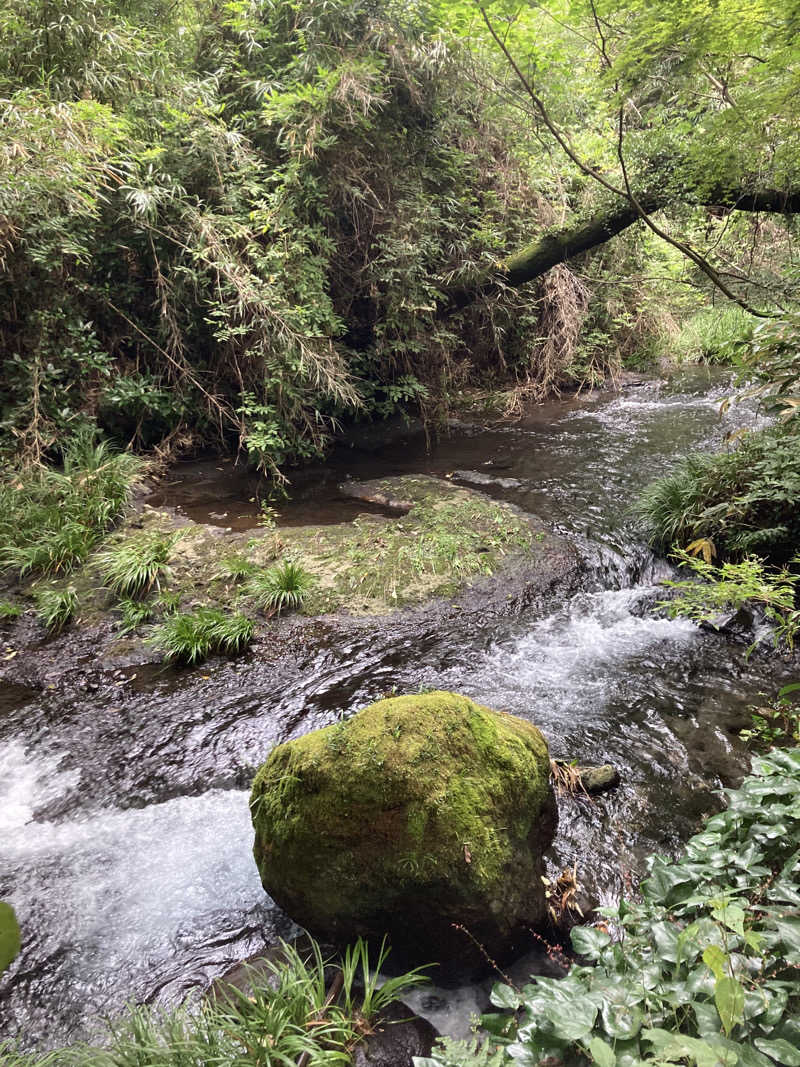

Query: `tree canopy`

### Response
(1, 0, 798, 472)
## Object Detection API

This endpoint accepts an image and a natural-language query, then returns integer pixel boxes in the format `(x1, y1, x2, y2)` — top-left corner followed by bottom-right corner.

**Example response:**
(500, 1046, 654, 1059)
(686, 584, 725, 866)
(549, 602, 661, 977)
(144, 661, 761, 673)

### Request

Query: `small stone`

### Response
(576, 764, 620, 793)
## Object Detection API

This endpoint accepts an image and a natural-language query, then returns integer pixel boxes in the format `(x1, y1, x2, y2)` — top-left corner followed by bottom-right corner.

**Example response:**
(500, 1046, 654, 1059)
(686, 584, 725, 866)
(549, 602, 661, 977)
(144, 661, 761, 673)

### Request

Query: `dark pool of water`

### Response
(1, 367, 793, 1048)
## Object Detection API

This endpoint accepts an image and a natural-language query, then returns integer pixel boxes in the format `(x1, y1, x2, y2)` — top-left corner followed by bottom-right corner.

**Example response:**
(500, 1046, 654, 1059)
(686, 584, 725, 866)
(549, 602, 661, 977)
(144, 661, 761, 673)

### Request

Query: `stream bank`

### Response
(1, 368, 797, 1050)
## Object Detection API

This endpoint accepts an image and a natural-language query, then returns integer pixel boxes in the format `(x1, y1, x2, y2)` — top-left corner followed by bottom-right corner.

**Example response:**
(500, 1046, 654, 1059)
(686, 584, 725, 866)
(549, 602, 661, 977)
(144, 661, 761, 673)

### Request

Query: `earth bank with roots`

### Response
(250, 691, 557, 972)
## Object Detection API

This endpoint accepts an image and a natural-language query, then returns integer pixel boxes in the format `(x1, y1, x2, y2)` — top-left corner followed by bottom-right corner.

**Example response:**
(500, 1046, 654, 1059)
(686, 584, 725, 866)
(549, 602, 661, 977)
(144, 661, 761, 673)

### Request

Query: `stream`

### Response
(1, 368, 795, 1049)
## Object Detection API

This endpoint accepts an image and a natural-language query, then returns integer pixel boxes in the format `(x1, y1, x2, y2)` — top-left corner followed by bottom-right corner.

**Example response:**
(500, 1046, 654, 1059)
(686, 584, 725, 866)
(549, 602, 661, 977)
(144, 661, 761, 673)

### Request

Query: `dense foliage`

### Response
(0, 0, 614, 475)
(636, 425, 800, 562)
(7, 0, 800, 477)
(418, 748, 800, 1067)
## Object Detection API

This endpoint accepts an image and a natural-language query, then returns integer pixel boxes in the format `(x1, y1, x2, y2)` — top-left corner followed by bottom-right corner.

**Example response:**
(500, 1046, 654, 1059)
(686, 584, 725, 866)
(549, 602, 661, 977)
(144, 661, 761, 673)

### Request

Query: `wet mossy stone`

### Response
(250, 692, 556, 972)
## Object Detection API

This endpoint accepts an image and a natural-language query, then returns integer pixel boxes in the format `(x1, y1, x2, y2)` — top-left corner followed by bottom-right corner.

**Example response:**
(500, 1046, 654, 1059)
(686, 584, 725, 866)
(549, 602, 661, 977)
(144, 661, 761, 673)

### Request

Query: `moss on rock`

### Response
(250, 691, 556, 970)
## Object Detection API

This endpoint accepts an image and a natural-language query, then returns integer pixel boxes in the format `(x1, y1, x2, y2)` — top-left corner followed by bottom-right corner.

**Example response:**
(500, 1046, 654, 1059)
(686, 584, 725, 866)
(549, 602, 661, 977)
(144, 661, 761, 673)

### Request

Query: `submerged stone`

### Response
(250, 691, 556, 971)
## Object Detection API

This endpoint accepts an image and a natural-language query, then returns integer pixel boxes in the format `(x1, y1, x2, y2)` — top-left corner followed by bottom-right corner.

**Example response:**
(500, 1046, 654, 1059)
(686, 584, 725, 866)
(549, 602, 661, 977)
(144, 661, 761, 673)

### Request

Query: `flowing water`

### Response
(1, 368, 794, 1048)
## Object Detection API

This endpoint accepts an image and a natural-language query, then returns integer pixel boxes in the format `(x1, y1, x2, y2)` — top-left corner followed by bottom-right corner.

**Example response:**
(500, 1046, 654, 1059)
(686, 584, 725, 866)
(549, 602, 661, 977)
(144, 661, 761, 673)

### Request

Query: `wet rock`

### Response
(338, 481, 413, 513)
(251, 691, 557, 973)
(576, 764, 620, 793)
(451, 470, 523, 490)
(352, 1001, 438, 1067)
(699, 606, 754, 640)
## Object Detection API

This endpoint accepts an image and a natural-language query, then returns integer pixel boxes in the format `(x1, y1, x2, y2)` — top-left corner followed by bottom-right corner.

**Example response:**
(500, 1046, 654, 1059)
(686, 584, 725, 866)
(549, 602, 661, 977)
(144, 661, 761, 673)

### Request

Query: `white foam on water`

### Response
(442, 587, 699, 716)
(0, 739, 81, 832)
(4, 787, 264, 994)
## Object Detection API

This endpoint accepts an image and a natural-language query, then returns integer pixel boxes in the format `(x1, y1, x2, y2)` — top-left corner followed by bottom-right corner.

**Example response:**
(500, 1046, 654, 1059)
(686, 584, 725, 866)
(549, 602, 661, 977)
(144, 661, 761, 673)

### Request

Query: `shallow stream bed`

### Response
(1, 368, 795, 1048)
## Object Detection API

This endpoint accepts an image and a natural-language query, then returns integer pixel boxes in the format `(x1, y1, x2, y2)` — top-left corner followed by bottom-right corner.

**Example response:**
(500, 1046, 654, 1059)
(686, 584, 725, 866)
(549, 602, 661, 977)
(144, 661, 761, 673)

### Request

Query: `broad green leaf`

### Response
(490, 982, 521, 1010)
(0, 901, 20, 974)
(754, 1038, 800, 1067)
(715, 976, 745, 1036)
(570, 925, 611, 959)
(588, 1036, 617, 1067)
(703, 944, 728, 982)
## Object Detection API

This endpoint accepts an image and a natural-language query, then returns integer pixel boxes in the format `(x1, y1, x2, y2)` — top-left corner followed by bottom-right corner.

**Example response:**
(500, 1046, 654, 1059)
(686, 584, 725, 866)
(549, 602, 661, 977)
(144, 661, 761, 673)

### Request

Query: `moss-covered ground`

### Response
(15, 475, 544, 635)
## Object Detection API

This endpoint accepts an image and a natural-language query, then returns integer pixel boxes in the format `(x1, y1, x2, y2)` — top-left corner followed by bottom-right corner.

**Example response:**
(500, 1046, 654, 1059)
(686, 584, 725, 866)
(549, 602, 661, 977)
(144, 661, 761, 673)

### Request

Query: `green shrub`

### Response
(97, 531, 180, 599)
(35, 586, 77, 634)
(245, 560, 313, 614)
(421, 749, 800, 1067)
(740, 683, 800, 750)
(635, 425, 800, 561)
(149, 607, 254, 664)
(0, 434, 141, 579)
(660, 550, 800, 648)
(733, 314, 800, 425)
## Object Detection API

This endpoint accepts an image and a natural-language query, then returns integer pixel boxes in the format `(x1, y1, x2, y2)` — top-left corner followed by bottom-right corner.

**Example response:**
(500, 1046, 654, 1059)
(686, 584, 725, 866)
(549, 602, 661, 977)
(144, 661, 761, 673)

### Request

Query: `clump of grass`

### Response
(245, 559, 313, 613)
(0, 600, 22, 621)
(155, 590, 181, 615)
(97, 531, 180, 599)
(674, 304, 753, 365)
(216, 554, 257, 581)
(0, 937, 427, 1067)
(634, 453, 717, 549)
(35, 586, 77, 634)
(0, 432, 141, 579)
(150, 607, 254, 664)
(116, 598, 154, 634)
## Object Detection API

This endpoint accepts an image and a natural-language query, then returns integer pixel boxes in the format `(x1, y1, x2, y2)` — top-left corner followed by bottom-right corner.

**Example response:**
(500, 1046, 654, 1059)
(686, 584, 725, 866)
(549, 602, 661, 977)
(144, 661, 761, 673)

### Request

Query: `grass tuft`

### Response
(245, 559, 313, 614)
(116, 598, 154, 634)
(0, 432, 141, 580)
(149, 607, 254, 664)
(97, 531, 181, 599)
(0, 936, 427, 1067)
(35, 586, 77, 634)
(0, 600, 22, 621)
(217, 554, 257, 581)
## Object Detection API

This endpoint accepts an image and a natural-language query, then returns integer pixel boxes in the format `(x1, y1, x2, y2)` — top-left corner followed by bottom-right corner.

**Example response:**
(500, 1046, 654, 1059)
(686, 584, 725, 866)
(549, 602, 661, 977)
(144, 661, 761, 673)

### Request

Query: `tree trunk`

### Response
(444, 185, 800, 310)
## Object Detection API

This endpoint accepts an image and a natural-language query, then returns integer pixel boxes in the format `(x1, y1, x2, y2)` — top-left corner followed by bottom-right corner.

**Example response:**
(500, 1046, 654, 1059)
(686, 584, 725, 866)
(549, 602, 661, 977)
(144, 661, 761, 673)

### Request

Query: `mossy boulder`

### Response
(250, 692, 556, 970)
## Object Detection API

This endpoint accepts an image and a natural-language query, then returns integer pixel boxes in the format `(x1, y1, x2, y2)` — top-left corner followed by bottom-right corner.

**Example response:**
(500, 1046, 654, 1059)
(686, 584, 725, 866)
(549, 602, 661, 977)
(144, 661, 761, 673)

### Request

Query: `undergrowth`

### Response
(1, 937, 427, 1067)
(418, 748, 800, 1067)
(0, 434, 141, 580)
(660, 551, 800, 648)
(672, 305, 753, 365)
(740, 683, 800, 750)
(635, 425, 800, 561)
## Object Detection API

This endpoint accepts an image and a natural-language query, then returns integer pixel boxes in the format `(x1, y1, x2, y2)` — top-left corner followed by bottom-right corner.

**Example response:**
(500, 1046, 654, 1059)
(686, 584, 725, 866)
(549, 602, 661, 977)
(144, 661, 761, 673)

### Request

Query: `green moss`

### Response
(17, 476, 548, 639)
(250, 691, 555, 965)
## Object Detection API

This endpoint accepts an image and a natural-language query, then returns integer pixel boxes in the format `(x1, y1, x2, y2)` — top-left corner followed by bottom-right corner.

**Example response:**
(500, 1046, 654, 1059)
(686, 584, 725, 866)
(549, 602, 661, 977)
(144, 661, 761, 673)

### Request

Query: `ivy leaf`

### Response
(587, 1036, 616, 1067)
(754, 1038, 800, 1066)
(491, 983, 521, 1010)
(570, 925, 611, 959)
